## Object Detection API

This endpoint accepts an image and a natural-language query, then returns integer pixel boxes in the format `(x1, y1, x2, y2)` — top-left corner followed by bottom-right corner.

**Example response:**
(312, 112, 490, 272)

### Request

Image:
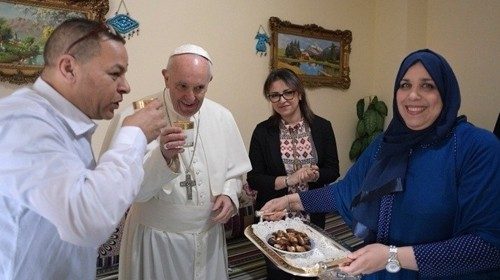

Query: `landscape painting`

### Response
(0, 2, 85, 66)
(269, 17, 352, 89)
(0, 0, 108, 84)
(276, 33, 341, 77)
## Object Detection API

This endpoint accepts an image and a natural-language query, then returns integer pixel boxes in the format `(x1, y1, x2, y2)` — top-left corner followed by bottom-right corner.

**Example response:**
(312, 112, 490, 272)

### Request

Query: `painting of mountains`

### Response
(277, 33, 341, 77)
(269, 17, 352, 89)
(0, 1, 84, 66)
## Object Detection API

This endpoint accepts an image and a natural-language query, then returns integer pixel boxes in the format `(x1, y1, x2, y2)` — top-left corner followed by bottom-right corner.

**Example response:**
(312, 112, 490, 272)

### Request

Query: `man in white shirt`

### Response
(103, 44, 251, 279)
(0, 18, 167, 279)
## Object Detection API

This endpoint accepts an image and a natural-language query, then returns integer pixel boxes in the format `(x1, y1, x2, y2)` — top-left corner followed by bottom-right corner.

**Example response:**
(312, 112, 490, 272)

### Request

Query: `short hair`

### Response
(43, 18, 125, 66)
(263, 68, 315, 125)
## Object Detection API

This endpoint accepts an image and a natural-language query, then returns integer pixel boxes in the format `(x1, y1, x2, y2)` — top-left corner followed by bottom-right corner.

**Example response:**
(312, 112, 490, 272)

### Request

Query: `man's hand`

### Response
(122, 99, 167, 143)
(211, 195, 235, 224)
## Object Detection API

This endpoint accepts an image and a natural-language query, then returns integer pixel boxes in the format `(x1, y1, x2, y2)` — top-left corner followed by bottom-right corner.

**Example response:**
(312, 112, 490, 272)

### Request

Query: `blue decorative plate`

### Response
(106, 14, 139, 35)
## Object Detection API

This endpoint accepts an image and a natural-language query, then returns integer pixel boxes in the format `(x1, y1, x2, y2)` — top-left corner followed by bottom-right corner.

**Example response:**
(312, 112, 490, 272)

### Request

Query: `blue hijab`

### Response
(351, 49, 465, 241)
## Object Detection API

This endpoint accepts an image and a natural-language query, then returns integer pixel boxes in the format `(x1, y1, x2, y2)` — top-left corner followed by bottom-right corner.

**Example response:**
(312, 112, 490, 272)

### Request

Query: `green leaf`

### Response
(374, 112, 385, 130)
(364, 109, 379, 134)
(374, 100, 388, 116)
(349, 138, 363, 161)
(356, 98, 365, 120)
(367, 96, 378, 110)
(356, 119, 366, 137)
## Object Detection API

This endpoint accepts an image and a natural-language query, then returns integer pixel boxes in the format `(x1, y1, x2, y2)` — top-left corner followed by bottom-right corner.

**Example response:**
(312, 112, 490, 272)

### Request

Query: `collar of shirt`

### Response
(33, 77, 97, 137)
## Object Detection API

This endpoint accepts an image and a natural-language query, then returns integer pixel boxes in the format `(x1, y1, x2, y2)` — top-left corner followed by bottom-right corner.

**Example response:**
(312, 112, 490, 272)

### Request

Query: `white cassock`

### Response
(101, 91, 251, 280)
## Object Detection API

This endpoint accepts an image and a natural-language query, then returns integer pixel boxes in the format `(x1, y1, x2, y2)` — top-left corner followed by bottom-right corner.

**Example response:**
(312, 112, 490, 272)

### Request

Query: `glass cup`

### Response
(172, 120, 194, 147)
(132, 97, 156, 110)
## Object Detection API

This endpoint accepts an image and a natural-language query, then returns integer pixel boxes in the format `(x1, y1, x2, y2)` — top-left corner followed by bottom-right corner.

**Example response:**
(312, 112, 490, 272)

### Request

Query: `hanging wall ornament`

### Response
(254, 25, 270, 56)
(106, 0, 139, 39)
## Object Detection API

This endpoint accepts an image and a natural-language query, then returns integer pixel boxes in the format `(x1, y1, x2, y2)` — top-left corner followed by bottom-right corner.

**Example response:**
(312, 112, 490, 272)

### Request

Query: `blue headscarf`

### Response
(351, 49, 465, 241)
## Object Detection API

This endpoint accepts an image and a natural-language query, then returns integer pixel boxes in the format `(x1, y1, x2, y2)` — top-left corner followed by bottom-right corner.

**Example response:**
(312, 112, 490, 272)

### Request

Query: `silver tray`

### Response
(244, 218, 352, 277)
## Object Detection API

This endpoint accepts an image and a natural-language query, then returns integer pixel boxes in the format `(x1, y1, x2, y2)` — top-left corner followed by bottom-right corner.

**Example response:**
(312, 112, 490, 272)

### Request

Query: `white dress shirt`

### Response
(0, 78, 147, 279)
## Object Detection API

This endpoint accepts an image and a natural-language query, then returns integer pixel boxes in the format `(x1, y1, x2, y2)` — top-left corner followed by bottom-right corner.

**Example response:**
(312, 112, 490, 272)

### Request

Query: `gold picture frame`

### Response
(269, 17, 352, 89)
(0, 0, 109, 84)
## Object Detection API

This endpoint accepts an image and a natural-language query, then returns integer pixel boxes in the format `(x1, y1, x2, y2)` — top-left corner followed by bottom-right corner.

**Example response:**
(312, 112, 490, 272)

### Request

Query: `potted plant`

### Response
(349, 96, 388, 161)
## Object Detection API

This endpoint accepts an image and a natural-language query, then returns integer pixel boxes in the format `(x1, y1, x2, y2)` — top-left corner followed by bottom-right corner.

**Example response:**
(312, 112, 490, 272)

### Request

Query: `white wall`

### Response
(426, 0, 500, 128)
(1, 0, 499, 176)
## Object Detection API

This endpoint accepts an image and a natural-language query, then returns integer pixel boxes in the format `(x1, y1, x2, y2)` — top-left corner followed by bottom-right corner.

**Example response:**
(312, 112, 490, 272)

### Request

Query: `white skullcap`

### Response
(171, 44, 212, 64)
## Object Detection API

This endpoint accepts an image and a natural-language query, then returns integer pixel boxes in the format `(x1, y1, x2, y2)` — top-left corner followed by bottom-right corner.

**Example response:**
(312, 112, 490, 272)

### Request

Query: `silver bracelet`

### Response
(285, 176, 290, 188)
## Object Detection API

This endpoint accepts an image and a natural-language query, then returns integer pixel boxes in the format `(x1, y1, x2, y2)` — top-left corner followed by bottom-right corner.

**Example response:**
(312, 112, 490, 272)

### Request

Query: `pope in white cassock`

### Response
(101, 44, 252, 279)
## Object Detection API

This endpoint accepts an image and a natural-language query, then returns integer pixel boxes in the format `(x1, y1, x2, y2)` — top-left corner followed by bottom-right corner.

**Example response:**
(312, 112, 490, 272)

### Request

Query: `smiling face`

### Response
(396, 62, 443, 131)
(74, 39, 130, 120)
(268, 79, 302, 124)
(163, 54, 212, 118)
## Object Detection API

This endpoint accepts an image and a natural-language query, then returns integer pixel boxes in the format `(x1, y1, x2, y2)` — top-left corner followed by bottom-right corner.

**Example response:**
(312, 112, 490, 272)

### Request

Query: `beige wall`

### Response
(1, 0, 499, 176)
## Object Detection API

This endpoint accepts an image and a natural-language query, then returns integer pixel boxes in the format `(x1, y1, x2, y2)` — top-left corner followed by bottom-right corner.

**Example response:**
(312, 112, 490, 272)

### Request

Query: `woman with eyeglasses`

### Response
(247, 68, 340, 279)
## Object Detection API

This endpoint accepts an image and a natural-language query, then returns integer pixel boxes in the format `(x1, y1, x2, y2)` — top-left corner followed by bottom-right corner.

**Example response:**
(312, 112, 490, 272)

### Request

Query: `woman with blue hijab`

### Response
(260, 49, 500, 279)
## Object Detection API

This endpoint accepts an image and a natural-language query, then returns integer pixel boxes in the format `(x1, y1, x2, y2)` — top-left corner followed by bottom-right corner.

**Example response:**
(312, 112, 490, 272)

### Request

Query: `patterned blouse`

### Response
(279, 119, 317, 221)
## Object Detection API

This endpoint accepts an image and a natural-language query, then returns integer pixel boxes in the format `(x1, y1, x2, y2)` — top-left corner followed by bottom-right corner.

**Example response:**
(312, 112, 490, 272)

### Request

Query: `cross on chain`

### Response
(180, 173, 196, 200)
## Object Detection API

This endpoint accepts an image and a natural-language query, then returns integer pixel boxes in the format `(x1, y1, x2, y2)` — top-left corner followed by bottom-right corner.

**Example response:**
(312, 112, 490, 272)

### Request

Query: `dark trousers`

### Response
(265, 257, 317, 280)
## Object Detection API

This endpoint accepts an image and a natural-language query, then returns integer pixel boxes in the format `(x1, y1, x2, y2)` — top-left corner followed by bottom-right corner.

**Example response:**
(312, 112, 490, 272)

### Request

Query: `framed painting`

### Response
(0, 0, 109, 84)
(269, 17, 352, 89)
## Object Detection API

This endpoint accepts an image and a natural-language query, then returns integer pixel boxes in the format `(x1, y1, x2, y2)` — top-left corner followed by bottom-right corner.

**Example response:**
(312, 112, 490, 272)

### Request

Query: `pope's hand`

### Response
(159, 126, 186, 162)
(212, 195, 235, 224)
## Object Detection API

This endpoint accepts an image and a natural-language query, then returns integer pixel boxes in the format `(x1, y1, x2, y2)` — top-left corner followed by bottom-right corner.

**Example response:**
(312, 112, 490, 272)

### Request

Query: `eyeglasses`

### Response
(267, 90, 296, 103)
(64, 23, 119, 55)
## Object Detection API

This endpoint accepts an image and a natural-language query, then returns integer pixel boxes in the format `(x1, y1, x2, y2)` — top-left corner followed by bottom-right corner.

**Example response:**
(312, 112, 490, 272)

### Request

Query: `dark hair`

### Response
(263, 68, 314, 125)
(43, 18, 125, 66)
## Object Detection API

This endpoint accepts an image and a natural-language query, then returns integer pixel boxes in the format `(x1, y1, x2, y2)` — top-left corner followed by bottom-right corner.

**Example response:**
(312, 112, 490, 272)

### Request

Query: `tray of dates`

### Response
(244, 217, 352, 277)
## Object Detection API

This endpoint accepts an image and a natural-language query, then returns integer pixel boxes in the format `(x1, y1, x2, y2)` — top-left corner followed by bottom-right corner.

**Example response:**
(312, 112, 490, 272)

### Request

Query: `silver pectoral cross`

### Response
(180, 173, 196, 200)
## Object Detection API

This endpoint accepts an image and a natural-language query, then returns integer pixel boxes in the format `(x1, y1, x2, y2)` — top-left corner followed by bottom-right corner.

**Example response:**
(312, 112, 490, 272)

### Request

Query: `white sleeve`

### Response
(135, 141, 180, 202)
(101, 103, 180, 202)
(0, 116, 147, 247)
(222, 177, 243, 211)
(219, 108, 252, 209)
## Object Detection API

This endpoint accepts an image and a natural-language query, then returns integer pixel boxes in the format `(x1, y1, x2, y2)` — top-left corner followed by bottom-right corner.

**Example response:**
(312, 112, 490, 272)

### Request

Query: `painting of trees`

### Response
(0, 2, 84, 65)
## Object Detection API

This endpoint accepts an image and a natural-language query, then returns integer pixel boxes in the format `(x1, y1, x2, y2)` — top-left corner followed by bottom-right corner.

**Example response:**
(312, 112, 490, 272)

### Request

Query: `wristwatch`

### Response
(385, 245, 401, 273)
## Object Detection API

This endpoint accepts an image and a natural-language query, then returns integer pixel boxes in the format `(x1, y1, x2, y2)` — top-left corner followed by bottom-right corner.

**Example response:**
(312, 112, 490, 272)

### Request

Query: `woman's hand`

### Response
(339, 243, 417, 276)
(338, 243, 392, 276)
(289, 165, 319, 185)
(258, 196, 288, 221)
(259, 193, 304, 221)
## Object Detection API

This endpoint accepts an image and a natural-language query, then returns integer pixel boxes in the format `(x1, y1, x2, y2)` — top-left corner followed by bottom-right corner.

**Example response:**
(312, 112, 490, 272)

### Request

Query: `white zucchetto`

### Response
(171, 44, 212, 64)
